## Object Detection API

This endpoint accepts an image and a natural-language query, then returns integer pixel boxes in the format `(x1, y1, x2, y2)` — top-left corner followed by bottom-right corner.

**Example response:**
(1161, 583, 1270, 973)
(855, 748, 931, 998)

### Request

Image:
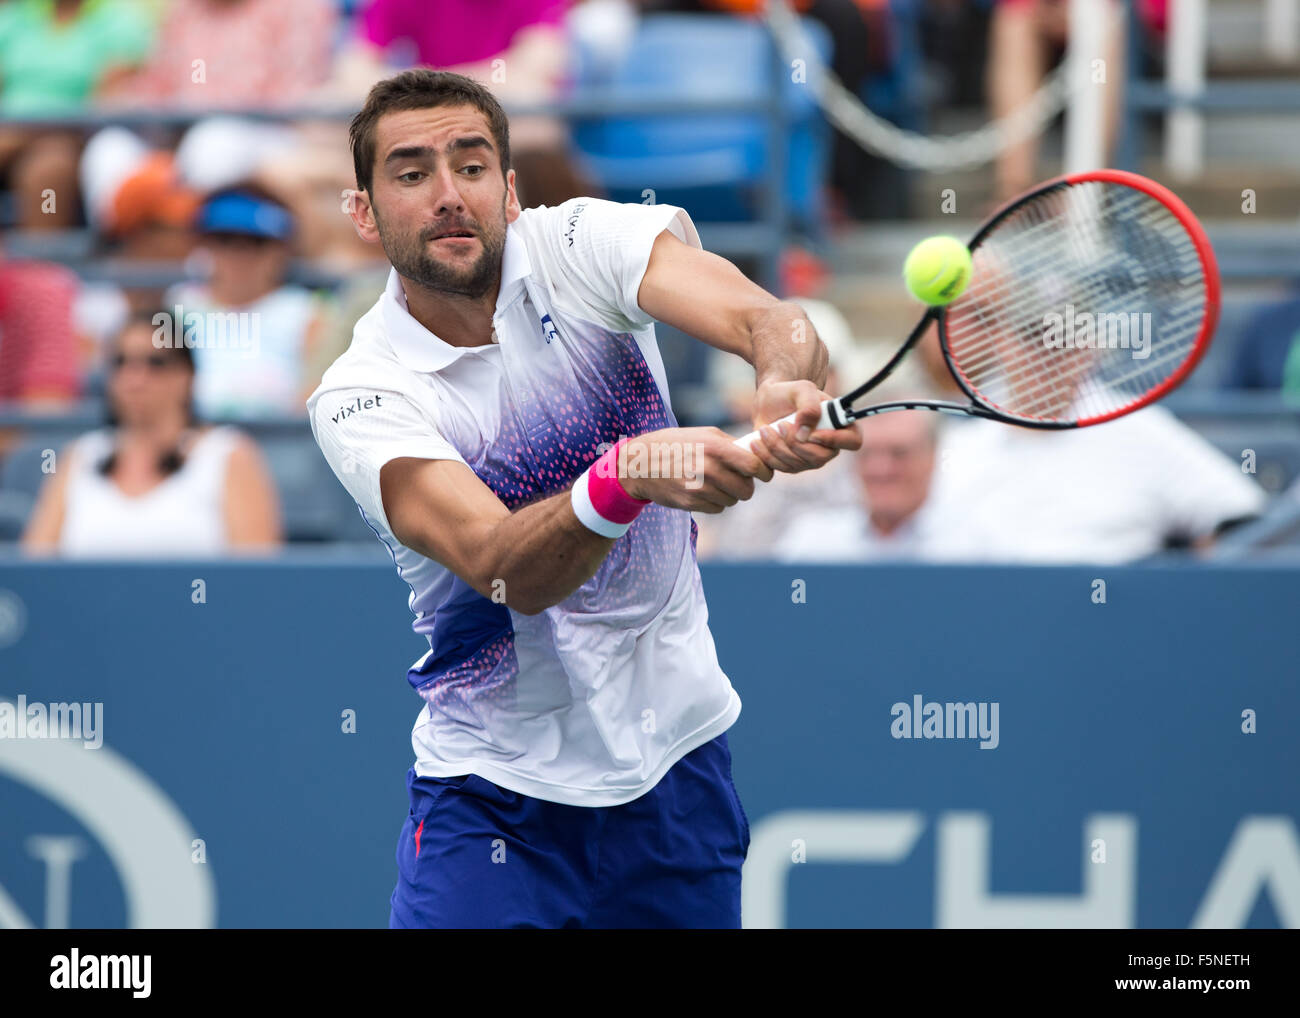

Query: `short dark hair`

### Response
(349, 70, 512, 194)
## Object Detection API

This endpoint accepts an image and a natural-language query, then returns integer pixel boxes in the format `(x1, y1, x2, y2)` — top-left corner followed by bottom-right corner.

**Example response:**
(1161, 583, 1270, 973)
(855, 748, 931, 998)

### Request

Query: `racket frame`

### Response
(829, 168, 1221, 432)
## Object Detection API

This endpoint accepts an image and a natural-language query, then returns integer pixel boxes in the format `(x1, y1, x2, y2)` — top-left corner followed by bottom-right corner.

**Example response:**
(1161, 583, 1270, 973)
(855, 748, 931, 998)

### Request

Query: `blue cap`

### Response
(197, 190, 294, 241)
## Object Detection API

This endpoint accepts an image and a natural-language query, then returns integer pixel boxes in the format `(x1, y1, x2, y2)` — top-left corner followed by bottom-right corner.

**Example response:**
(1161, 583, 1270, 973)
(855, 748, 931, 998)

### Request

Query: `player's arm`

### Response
(381, 457, 612, 615)
(222, 434, 283, 550)
(314, 380, 769, 615)
(635, 229, 861, 472)
(381, 427, 771, 615)
(20, 444, 74, 553)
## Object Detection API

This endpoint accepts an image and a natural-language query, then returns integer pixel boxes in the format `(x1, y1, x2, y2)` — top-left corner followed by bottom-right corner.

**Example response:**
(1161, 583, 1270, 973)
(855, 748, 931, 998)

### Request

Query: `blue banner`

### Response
(0, 558, 1295, 928)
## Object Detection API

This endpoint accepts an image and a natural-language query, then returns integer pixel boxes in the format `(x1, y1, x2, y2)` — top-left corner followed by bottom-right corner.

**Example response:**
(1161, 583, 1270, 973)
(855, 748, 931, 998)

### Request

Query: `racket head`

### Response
(936, 169, 1220, 429)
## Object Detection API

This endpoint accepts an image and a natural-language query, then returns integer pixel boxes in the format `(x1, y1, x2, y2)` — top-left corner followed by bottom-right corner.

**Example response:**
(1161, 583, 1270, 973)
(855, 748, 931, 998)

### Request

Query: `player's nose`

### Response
(429, 167, 467, 214)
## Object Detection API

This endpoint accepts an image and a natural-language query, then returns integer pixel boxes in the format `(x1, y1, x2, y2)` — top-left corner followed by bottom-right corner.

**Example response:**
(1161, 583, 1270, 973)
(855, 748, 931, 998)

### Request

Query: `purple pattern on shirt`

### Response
(411, 629, 517, 727)
(417, 318, 689, 722)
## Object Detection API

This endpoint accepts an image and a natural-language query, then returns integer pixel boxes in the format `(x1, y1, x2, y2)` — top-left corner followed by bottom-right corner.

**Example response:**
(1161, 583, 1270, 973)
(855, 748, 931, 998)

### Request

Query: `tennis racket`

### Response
(735, 168, 1220, 450)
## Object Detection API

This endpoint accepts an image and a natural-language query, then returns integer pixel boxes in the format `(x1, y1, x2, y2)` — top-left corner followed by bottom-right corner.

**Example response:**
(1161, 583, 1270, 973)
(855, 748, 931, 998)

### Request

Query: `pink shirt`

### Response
(130, 0, 337, 108)
(360, 0, 568, 67)
(0, 260, 80, 402)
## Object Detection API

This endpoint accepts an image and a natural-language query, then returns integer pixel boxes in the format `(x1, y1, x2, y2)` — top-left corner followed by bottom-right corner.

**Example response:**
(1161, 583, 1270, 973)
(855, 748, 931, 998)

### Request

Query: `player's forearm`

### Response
(475, 491, 614, 616)
(746, 301, 829, 390)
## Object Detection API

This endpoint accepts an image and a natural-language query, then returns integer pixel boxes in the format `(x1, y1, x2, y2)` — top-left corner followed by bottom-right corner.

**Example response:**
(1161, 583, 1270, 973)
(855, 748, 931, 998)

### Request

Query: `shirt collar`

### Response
(382, 222, 532, 374)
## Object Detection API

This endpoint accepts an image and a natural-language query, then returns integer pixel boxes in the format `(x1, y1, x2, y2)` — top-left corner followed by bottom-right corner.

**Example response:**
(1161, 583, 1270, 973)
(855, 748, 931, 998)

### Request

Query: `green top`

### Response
(0, 0, 155, 114)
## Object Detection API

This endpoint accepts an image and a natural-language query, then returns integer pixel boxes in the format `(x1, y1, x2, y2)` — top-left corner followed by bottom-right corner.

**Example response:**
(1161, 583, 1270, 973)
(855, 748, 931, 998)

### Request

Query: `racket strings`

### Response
(943, 181, 1207, 424)
(952, 189, 1199, 420)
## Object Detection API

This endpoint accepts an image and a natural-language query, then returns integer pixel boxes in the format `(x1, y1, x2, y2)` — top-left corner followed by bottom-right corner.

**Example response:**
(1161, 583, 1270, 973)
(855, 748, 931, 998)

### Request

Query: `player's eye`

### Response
(460, 165, 486, 177)
(397, 170, 424, 183)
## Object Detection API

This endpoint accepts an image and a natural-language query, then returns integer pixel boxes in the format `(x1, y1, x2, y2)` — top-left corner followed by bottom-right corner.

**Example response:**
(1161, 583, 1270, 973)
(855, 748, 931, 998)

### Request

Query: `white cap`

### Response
(175, 117, 293, 194)
(79, 127, 149, 229)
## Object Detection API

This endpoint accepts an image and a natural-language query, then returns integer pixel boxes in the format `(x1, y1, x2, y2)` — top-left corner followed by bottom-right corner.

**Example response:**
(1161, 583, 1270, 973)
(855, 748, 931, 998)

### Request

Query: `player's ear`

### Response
(344, 187, 381, 243)
(504, 169, 521, 222)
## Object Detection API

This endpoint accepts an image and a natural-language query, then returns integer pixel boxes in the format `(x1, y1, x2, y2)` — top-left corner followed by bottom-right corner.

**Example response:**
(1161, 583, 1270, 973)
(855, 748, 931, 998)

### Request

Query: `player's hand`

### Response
(750, 379, 862, 474)
(618, 427, 774, 514)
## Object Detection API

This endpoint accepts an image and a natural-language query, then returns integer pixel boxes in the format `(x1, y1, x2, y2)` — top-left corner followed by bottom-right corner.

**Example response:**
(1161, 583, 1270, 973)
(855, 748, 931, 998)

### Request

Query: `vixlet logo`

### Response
(331, 394, 383, 424)
(540, 314, 559, 345)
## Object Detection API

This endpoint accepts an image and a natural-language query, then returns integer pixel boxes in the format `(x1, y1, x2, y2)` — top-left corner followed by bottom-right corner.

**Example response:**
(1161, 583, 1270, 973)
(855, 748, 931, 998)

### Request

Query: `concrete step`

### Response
(1205, 56, 1300, 78)
(1205, 0, 1299, 59)
(1149, 167, 1300, 217)
(898, 158, 1300, 222)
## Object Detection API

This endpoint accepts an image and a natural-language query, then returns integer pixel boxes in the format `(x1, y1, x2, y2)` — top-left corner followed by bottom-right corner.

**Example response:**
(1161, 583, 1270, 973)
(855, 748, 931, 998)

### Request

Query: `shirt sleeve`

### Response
(1146, 409, 1269, 538)
(540, 197, 703, 333)
(310, 386, 467, 534)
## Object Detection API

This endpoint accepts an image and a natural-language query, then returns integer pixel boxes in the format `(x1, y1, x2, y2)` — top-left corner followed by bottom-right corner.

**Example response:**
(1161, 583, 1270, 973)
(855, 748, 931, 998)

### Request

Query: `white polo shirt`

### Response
(926, 406, 1268, 563)
(307, 197, 740, 807)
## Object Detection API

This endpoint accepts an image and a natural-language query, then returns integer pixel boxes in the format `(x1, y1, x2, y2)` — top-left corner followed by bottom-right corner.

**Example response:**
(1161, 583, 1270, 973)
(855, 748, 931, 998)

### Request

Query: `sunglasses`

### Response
(111, 352, 175, 372)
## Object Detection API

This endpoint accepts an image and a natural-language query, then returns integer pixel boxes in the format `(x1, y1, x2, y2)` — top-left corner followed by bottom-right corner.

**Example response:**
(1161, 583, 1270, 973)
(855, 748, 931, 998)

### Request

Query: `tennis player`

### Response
(308, 69, 860, 929)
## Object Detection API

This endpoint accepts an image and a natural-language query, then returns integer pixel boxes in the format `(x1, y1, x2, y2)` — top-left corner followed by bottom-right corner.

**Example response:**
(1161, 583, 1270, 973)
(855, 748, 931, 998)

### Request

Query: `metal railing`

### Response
(1118, 0, 1300, 173)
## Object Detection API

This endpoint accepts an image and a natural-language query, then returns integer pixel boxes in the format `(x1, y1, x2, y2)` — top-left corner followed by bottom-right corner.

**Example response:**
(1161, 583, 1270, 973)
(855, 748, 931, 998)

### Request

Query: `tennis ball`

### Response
(903, 236, 973, 306)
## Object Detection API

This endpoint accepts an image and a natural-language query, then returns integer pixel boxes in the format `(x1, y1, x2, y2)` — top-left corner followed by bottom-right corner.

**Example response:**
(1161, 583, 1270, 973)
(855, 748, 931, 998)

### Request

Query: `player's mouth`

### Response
(429, 228, 477, 246)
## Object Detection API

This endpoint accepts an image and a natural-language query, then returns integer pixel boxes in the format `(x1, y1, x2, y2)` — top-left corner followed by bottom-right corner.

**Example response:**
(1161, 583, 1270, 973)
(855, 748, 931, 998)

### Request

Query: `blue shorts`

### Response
(389, 732, 751, 929)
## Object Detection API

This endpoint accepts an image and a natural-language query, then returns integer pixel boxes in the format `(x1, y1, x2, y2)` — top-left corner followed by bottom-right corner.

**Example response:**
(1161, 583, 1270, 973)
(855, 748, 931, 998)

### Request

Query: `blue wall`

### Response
(1, 558, 1296, 928)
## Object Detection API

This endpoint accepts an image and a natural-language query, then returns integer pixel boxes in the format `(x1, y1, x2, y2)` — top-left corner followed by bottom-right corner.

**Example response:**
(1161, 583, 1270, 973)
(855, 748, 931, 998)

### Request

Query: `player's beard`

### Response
(374, 195, 507, 300)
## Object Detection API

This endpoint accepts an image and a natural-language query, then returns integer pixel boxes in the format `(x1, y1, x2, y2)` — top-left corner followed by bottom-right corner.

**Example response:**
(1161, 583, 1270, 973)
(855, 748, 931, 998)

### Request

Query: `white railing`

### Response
(1165, 0, 1208, 178)
(1265, 0, 1300, 61)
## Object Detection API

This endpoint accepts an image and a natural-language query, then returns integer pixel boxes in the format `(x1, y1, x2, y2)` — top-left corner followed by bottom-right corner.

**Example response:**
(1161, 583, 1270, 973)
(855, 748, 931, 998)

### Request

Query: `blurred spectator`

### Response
(80, 127, 201, 260)
(304, 268, 391, 394)
(330, 0, 593, 209)
(695, 297, 861, 559)
(987, 0, 1166, 203)
(106, 0, 345, 263)
(1222, 295, 1300, 398)
(164, 187, 330, 419)
(927, 404, 1267, 563)
(73, 127, 203, 390)
(0, 0, 155, 227)
(0, 247, 81, 407)
(173, 118, 294, 196)
(165, 116, 383, 270)
(914, 318, 965, 400)
(774, 408, 943, 561)
(22, 310, 282, 556)
(352, 0, 570, 81)
(119, 0, 337, 110)
(0, 0, 153, 113)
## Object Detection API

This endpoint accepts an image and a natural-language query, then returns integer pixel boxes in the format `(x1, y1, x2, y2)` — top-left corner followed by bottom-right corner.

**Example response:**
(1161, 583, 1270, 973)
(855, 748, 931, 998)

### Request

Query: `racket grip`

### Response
(732, 399, 844, 451)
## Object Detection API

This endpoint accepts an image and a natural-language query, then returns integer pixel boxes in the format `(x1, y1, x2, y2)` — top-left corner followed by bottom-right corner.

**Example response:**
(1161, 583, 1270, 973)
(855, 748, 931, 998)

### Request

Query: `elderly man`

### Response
(774, 408, 941, 562)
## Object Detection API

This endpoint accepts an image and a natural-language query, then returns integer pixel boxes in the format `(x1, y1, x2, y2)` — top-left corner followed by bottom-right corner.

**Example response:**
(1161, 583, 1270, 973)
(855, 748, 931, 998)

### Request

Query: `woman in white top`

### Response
(22, 311, 282, 556)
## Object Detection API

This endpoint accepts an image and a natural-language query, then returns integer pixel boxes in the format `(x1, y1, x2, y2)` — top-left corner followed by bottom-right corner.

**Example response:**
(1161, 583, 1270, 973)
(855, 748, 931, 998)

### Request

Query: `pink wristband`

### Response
(589, 438, 650, 524)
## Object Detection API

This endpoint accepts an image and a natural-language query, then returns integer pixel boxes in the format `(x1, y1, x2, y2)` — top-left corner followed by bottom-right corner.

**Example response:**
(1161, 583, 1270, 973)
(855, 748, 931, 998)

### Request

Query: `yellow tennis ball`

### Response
(903, 236, 973, 306)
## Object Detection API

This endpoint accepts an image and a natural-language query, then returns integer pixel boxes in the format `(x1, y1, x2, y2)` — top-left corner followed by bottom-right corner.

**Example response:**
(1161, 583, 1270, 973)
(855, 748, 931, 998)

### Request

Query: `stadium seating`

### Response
(570, 14, 831, 231)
